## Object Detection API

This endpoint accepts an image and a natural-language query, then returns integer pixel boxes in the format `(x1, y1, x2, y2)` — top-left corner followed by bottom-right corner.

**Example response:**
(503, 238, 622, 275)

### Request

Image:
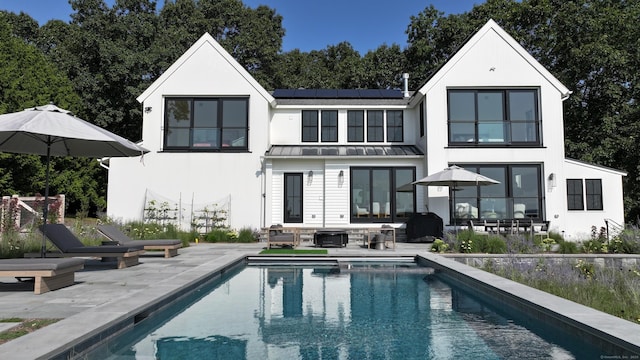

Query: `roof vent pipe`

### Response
(402, 73, 410, 98)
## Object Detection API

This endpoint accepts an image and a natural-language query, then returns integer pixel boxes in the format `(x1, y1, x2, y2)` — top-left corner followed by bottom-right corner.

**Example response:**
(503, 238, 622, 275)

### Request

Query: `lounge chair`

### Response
(38, 224, 144, 269)
(97, 224, 182, 258)
(0, 258, 84, 294)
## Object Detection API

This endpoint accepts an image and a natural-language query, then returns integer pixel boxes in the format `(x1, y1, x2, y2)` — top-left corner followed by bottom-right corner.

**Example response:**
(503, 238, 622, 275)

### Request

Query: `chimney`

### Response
(402, 73, 410, 98)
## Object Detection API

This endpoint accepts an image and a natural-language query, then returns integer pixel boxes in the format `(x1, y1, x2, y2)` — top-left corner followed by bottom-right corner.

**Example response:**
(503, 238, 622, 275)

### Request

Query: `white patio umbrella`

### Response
(0, 103, 148, 256)
(412, 165, 500, 234)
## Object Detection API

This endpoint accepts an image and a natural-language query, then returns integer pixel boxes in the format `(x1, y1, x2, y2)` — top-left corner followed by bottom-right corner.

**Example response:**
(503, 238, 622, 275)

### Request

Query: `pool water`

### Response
(86, 262, 603, 359)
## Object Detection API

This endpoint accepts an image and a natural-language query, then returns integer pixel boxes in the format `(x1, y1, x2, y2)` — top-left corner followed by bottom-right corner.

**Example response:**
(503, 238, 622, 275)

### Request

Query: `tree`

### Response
(0, 14, 105, 215)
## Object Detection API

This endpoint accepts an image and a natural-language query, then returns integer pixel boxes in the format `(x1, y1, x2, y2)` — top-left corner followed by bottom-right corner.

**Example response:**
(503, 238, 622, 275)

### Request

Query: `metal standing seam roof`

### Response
(265, 145, 424, 157)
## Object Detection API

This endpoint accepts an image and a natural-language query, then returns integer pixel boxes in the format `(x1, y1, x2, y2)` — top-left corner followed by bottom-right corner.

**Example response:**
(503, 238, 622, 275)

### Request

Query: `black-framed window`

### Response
(452, 164, 543, 224)
(567, 179, 584, 210)
(448, 89, 540, 146)
(586, 179, 603, 210)
(321, 110, 338, 142)
(164, 97, 248, 151)
(367, 110, 384, 142)
(348, 110, 364, 142)
(302, 110, 318, 142)
(350, 167, 415, 223)
(387, 110, 403, 142)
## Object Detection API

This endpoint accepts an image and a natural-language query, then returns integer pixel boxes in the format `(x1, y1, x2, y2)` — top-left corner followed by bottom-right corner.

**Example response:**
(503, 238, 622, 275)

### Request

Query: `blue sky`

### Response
(0, 0, 484, 53)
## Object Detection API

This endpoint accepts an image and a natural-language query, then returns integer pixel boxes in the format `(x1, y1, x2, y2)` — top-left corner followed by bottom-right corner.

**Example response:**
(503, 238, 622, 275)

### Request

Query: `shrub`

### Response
(205, 228, 234, 242)
(557, 240, 579, 254)
(478, 235, 507, 254)
(505, 233, 540, 254)
(237, 228, 258, 243)
(610, 227, 640, 254)
(431, 239, 449, 253)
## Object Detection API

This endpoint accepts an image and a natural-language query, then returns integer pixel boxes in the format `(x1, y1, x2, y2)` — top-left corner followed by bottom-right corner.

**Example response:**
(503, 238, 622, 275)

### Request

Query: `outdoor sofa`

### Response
(97, 224, 182, 258)
(38, 224, 145, 269)
(0, 258, 84, 294)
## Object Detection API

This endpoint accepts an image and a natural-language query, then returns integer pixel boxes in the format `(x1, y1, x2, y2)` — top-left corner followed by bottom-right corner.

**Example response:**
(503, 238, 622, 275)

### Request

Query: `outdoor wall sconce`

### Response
(338, 170, 344, 187)
(308, 170, 313, 180)
(144, 107, 152, 113)
(548, 173, 557, 188)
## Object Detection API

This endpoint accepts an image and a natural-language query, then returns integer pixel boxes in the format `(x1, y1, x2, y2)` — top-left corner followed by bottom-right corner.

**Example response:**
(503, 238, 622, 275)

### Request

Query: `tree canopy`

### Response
(1, 0, 639, 222)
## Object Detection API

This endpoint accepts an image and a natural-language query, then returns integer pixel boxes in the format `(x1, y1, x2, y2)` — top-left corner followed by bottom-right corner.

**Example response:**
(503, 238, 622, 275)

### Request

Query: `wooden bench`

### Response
(0, 258, 84, 294)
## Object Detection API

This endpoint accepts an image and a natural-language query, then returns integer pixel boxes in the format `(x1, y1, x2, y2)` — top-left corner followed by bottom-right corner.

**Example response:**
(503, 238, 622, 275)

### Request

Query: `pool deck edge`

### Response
(418, 252, 640, 355)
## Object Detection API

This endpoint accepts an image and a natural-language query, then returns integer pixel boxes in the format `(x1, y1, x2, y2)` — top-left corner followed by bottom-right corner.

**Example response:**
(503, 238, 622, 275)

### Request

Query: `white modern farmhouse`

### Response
(106, 19, 625, 240)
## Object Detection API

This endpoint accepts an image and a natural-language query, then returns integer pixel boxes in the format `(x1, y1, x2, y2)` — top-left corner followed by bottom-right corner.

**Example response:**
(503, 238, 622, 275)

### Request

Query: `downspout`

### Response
(322, 160, 326, 228)
(98, 158, 109, 170)
(260, 156, 266, 228)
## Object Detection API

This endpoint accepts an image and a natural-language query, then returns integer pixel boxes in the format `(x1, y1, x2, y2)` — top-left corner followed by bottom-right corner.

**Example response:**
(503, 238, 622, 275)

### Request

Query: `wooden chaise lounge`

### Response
(97, 224, 182, 258)
(39, 224, 145, 269)
(0, 258, 84, 294)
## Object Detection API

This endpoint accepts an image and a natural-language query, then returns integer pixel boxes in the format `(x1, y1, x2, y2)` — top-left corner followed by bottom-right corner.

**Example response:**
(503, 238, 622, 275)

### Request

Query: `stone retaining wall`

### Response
(442, 253, 640, 269)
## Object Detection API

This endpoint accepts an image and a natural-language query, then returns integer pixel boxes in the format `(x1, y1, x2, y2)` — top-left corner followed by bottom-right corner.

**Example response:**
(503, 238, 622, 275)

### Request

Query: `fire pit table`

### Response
(313, 228, 348, 248)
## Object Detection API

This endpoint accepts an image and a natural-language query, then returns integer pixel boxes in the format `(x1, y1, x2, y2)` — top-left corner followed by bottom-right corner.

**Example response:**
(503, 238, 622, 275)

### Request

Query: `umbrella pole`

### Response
(452, 183, 458, 237)
(41, 142, 51, 258)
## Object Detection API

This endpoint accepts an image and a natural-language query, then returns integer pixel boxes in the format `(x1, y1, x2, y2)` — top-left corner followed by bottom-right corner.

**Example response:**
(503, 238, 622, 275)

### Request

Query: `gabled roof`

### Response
(565, 158, 627, 176)
(137, 33, 275, 105)
(414, 19, 571, 103)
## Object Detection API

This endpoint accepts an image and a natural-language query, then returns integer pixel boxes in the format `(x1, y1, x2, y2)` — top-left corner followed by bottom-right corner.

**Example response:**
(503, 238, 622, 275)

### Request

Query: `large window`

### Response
(448, 89, 540, 146)
(351, 167, 415, 223)
(367, 110, 384, 142)
(321, 110, 338, 142)
(387, 110, 403, 142)
(347, 110, 364, 142)
(165, 97, 248, 151)
(453, 164, 543, 224)
(302, 110, 318, 142)
(568, 178, 603, 211)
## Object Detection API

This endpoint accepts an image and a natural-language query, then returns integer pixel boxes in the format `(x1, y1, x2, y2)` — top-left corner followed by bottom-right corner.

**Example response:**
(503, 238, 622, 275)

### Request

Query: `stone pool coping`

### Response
(419, 252, 640, 356)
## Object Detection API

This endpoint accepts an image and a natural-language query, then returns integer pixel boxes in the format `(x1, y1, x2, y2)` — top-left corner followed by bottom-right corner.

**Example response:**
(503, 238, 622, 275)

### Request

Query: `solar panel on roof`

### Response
(338, 89, 360, 98)
(272, 89, 296, 98)
(316, 89, 338, 98)
(293, 89, 317, 98)
(379, 89, 403, 99)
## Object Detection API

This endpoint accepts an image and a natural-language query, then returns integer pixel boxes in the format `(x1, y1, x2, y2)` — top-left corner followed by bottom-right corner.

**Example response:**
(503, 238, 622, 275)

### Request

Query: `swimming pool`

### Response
(82, 260, 612, 359)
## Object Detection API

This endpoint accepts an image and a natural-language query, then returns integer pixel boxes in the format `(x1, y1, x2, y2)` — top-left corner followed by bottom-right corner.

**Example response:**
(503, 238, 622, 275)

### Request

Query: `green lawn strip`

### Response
(0, 318, 60, 343)
(259, 249, 328, 255)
